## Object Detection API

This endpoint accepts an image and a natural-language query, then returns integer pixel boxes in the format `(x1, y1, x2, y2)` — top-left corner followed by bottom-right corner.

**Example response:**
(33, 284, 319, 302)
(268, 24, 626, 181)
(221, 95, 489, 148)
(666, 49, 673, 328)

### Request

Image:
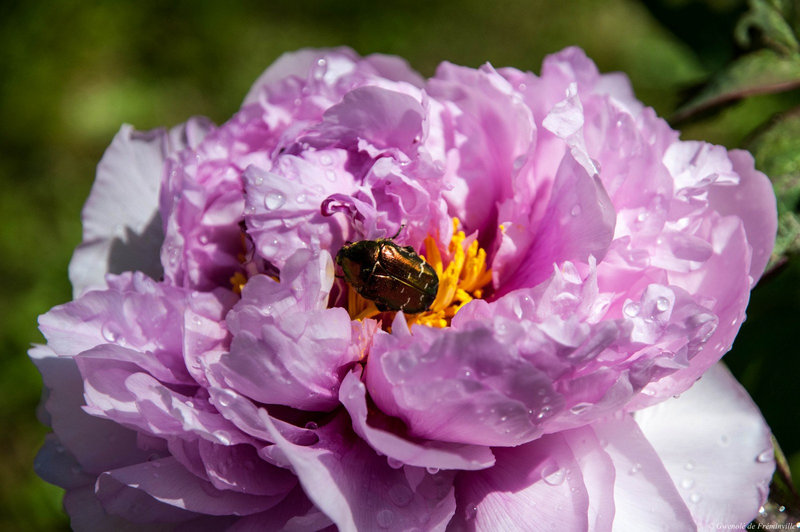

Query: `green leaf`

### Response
(673, 49, 800, 122)
(746, 107, 800, 267)
(736, 0, 799, 54)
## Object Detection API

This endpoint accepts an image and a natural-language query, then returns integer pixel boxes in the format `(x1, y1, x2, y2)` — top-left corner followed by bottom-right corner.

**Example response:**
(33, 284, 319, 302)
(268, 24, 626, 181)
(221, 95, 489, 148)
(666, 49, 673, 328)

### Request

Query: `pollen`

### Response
(344, 218, 492, 328)
(409, 218, 493, 328)
(230, 271, 248, 295)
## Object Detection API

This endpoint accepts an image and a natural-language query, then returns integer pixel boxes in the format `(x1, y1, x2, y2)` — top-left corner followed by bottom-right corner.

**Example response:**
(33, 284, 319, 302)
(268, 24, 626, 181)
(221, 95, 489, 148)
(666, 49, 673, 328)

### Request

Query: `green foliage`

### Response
(747, 109, 800, 265)
(736, 0, 800, 53)
(673, 49, 800, 122)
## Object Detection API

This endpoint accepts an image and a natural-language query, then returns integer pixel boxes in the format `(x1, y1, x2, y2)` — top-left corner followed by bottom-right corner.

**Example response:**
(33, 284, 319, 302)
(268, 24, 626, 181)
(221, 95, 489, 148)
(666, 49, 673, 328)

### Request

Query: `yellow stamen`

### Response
(230, 271, 248, 295)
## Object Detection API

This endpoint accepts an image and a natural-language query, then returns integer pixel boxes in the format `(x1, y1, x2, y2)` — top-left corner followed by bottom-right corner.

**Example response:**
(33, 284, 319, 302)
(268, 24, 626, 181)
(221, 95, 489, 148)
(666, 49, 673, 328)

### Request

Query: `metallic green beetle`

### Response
(336, 238, 439, 314)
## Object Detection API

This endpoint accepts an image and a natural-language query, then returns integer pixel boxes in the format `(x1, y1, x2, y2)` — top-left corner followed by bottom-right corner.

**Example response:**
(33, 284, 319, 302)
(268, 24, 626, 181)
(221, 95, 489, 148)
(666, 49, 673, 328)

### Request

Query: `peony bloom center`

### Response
(346, 218, 492, 328)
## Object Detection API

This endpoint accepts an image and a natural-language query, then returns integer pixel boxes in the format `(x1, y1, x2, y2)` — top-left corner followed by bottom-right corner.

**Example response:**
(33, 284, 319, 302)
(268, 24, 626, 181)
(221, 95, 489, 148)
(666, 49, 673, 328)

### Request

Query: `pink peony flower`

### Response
(34, 47, 777, 530)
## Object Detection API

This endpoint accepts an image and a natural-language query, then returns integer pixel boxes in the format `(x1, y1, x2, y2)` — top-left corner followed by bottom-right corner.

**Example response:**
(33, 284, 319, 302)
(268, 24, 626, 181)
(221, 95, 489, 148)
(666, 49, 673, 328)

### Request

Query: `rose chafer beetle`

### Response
(336, 235, 439, 314)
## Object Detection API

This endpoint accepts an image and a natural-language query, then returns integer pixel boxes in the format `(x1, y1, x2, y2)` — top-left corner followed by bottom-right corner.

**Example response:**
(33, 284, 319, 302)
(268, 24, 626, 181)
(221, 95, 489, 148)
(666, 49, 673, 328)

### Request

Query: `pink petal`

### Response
(708, 150, 777, 283)
(339, 368, 495, 471)
(592, 415, 696, 530)
(452, 432, 590, 530)
(257, 411, 457, 532)
(634, 363, 774, 528)
(95, 457, 284, 518)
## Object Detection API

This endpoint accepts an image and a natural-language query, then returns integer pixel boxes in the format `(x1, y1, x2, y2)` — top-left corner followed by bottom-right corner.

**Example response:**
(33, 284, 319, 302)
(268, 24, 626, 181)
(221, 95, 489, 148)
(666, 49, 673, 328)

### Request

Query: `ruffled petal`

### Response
(258, 411, 457, 532)
(339, 367, 495, 471)
(95, 457, 285, 518)
(366, 321, 560, 447)
(218, 251, 357, 411)
(708, 150, 777, 283)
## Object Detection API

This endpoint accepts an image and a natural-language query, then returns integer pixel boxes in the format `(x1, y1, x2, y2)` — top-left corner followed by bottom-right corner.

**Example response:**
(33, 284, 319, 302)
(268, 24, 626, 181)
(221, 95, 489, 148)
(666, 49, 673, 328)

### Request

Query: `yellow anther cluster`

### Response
(409, 219, 492, 328)
(345, 218, 492, 329)
(230, 271, 248, 295)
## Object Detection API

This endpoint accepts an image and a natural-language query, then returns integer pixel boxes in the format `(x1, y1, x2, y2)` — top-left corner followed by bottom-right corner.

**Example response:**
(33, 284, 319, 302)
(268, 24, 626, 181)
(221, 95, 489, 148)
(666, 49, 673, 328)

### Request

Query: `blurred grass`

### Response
(1, 0, 796, 529)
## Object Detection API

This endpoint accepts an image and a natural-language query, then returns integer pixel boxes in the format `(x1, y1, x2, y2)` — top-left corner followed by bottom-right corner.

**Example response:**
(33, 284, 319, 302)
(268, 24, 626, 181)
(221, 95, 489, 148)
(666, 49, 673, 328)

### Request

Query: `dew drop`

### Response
(570, 402, 591, 415)
(681, 478, 695, 490)
(628, 463, 642, 475)
(689, 492, 702, 504)
(623, 301, 640, 317)
(101, 323, 119, 343)
(264, 192, 286, 210)
(426, 467, 440, 475)
(541, 462, 565, 486)
(217, 389, 235, 407)
(376, 509, 395, 528)
(320, 154, 332, 166)
(570, 205, 582, 217)
(756, 449, 774, 463)
(304, 421, 318, 430)
(213, 430, 232, 445)
(388, 484, 413, 507)
(326, 169, 337, 182)
(636, 211, 648, 223)
(536, 405, 552, 420)
(397, 356, 417, 373)
(387, 457, 404, 469)
(656, 297, 670, 312)
(253, 175, 264, 186)
(684, 460, 695, 471)
(296, 193, 307, 204)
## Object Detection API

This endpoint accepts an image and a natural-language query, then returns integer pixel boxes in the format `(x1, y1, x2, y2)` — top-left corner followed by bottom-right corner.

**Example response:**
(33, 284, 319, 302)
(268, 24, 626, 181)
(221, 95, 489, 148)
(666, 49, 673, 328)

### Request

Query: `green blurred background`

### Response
(2, 0, 798, 529)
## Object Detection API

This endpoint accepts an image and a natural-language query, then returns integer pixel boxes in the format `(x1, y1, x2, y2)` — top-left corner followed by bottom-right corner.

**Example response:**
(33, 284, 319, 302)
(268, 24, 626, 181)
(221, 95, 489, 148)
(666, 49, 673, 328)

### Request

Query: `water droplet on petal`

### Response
(628, 463, 642, 475)
(623, 301, 640, 317)
(388, 484, 413, 507)
(296, 193, 307, 204)
(681, 478, 695, 490)
(304, 421, 318, 430)
(570, 205, 582, 217)
(264, 192, 286, 210)
(397, 356, 417, 372)
(217, 389, 235, 407)
(756, 449, 774, 463)
(689, 492, 702, 504)
(101, 322, 119, 343)
(426, 467, 440, 475)
(213, 430, 232, 445)
(376, 509, 394, 528)
(684, 460, 695, 471)
(326, 169, 337, 182)
(570, 402, 591, 415)
(541, 461, 565, 486)
(387, 457, 404, 469)
(656, 297, 670, 312)
(320, 154, 332, 166)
